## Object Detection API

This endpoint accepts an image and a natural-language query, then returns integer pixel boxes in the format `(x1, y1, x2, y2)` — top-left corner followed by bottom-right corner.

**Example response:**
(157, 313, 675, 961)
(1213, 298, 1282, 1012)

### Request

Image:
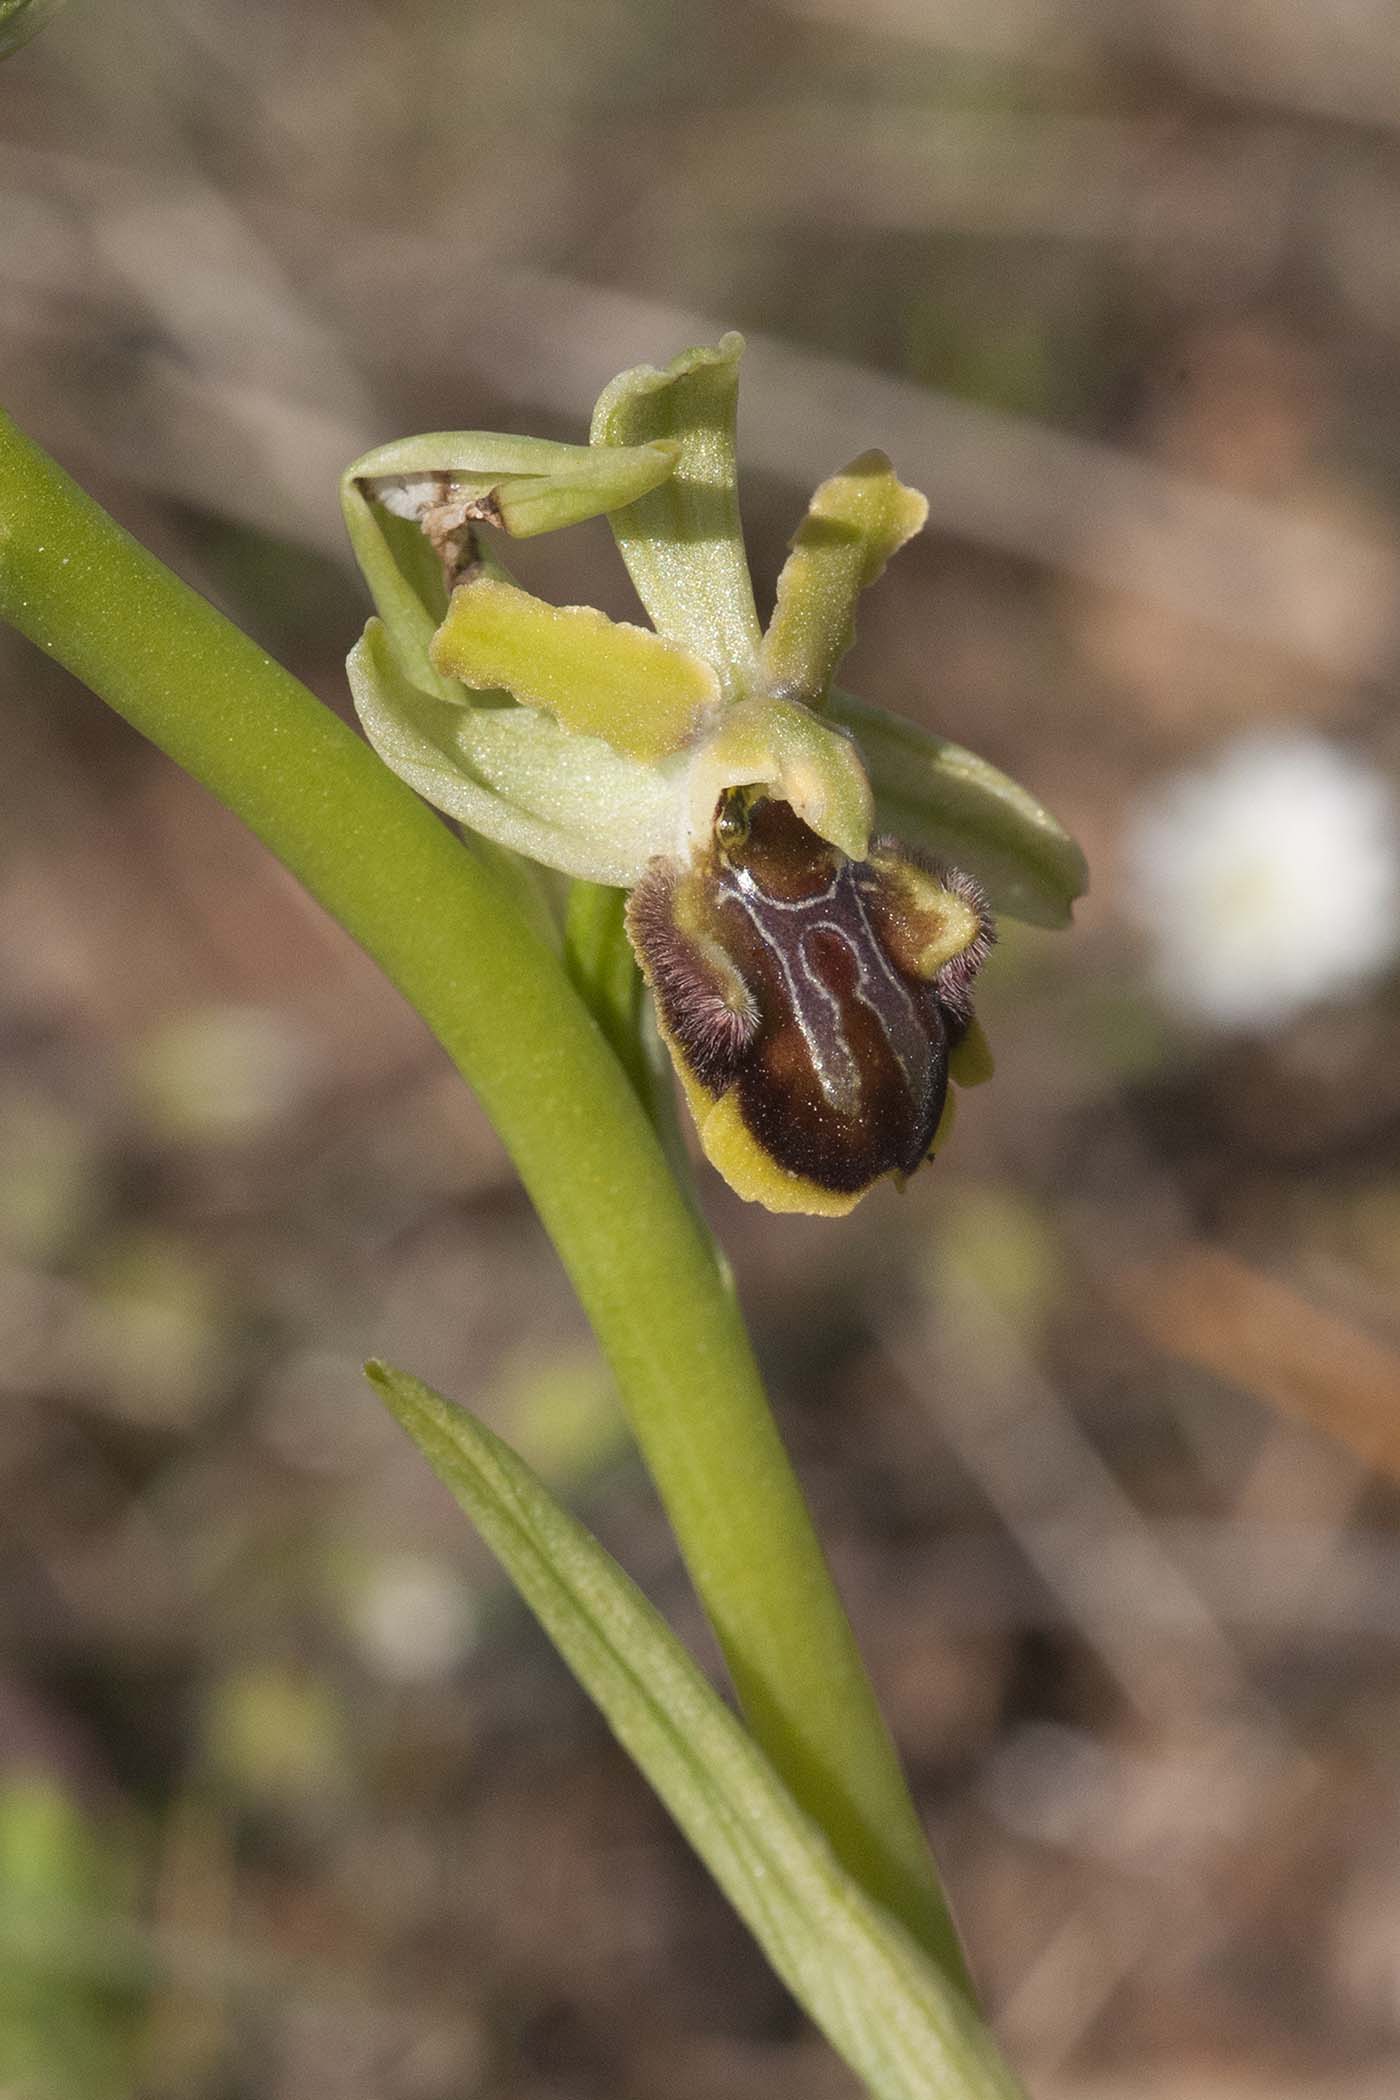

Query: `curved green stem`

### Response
(0, 407, 972, 1994)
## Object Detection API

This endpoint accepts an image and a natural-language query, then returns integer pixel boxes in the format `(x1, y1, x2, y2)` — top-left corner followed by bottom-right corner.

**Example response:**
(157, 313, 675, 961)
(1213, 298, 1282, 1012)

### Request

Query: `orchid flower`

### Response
(341, 335, 1085, 1216)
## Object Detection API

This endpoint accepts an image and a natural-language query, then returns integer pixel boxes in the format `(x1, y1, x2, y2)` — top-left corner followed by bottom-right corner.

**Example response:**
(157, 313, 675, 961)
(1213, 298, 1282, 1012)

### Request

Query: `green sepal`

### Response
(340, 478, 496, 703)
(366, 1363, 1026, 2100)
(339, 433, 678, 697)
(591, 334, 762, 700)
(431, 576, 721, 764)
(761, 451, 928, 708)
(347, 619, 682, 886)
(829, 690, 1088, 928)
(347, 429, 679, 538)
(949, 1016, 995, 1089)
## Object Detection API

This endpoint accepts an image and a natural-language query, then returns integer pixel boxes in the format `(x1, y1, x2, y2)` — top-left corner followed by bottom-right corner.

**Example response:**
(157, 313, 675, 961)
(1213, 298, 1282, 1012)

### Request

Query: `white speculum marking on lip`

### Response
(718, 858, 925, 1117)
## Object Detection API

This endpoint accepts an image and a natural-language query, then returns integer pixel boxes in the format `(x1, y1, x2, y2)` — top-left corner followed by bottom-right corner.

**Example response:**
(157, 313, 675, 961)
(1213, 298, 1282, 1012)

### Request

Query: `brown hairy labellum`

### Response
(627, 796, 992, 1214)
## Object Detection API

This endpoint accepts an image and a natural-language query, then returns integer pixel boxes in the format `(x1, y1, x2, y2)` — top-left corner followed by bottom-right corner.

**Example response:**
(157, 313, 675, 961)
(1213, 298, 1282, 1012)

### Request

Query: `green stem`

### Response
(562, 881, 650, 1102)
(562, 879, 697, 1195)
(0, 408, 972, 1993)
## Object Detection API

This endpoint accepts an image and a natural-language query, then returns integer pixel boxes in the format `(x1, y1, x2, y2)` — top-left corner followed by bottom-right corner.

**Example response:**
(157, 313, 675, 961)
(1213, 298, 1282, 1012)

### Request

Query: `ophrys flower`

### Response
(341, 335, 1083, 1214)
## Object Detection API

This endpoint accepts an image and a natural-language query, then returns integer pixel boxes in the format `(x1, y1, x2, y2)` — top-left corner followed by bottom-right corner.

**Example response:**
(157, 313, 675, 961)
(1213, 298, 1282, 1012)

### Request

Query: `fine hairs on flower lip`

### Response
(340, 330, 1082, 1213)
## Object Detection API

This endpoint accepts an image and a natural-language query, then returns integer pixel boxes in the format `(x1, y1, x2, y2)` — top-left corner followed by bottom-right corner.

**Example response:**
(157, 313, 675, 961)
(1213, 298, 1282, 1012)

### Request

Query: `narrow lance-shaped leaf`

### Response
(829, 690, 1088, 929)
(761, 451, 928, 708)
(591, 334, 762, 700)
(431, 576, 722, 765)
(367, 1362, 1026, 2100)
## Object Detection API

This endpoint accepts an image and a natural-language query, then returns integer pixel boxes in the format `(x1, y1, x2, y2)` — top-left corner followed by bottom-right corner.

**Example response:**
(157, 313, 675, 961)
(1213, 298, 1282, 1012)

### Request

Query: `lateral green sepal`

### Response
(829, 690, 1088, 928)
(339, 432, 678, 695)
(347, 619, 681, 886)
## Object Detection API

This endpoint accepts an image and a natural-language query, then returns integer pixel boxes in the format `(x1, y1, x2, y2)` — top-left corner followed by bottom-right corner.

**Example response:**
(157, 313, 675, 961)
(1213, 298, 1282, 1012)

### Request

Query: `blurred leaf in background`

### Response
(0, 0, 61, 61)
(0, 1776, 142, 2100)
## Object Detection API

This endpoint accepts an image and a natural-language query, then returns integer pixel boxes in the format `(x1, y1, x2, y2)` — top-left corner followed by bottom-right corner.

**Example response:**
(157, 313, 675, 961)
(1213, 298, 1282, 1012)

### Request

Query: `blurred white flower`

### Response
(346, 1552, 479, 1684)
(1124, 732, 1400, 1028)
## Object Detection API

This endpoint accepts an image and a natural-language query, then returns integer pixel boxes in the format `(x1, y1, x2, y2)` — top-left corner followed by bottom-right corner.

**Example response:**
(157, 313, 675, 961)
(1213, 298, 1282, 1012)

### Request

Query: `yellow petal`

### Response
(761, 451, 927, 707)
(431, 576, 721, 764)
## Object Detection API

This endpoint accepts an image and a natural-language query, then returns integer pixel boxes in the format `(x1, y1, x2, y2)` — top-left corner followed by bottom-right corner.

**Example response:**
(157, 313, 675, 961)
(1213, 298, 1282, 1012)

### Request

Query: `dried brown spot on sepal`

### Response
(627, 798, 994, 1214)
(363, 469, 502, 589)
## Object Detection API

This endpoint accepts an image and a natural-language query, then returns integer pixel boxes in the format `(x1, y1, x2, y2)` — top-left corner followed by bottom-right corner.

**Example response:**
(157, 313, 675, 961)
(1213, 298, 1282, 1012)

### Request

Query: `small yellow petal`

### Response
(761, 451, 928, 708)
(431, 577, 721, 764)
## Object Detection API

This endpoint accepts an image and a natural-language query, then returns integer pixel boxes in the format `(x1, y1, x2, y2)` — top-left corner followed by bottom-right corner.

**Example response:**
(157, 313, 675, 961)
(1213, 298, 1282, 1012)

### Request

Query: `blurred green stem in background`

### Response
(0, 0, 62, 61)
(0, 406, 973, 1996)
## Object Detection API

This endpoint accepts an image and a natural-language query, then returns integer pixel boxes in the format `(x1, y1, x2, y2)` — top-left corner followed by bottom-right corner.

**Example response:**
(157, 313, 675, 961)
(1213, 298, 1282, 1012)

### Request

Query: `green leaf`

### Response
(431, 576, 721, 764)
(591, 334, 762, 701)
(347, 619, 682, 887)
(366, 1362, 1025, 2100)
(830, 691, 1088, 929)
(466, 833, 565, 956)
(761, 451, 928, 708)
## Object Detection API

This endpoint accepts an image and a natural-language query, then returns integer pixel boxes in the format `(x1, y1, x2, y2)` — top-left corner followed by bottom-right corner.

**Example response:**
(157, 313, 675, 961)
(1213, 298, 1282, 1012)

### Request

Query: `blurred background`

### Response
(4, 2, 1400, 2095)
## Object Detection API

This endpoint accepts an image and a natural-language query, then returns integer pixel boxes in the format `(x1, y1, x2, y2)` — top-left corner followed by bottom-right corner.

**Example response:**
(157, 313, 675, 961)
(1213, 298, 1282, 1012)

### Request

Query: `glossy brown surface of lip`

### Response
(628, 798, 991, 1200)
